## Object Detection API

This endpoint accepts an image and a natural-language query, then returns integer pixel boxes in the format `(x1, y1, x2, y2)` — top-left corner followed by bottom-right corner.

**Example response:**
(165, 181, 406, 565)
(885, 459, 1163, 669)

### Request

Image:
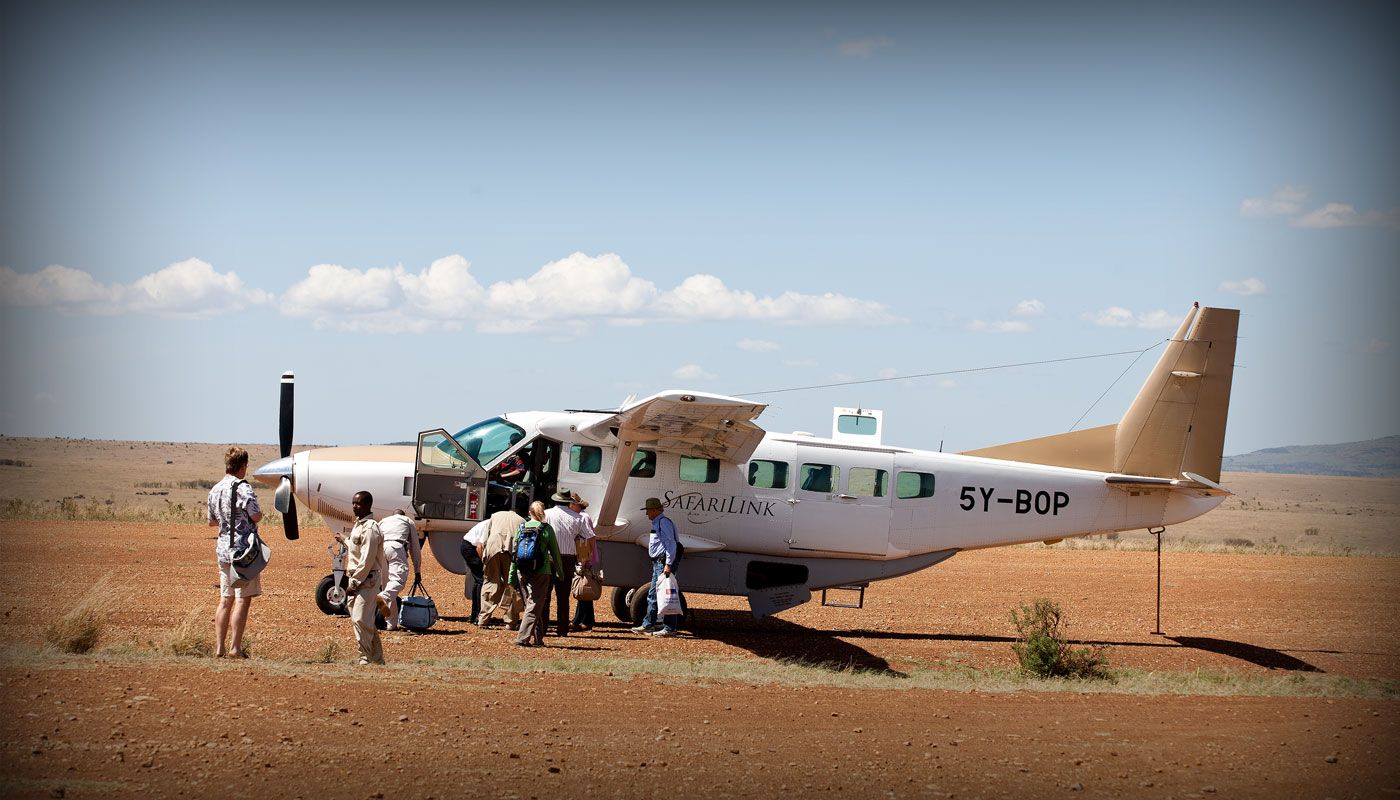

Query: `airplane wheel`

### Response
(315, 574, 349, 616)
(626, 582, 689, 628)
(627, 582, 652, 624)
(610, 586, 632, 622)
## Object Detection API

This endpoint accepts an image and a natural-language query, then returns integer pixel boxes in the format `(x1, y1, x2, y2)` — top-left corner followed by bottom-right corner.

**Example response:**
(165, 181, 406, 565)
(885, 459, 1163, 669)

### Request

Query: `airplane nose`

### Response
(252, 455, 293, 487)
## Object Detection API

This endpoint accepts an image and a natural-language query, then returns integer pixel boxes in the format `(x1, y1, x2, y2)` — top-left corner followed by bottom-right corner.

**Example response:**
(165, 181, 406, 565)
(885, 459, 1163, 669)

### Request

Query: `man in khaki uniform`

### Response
(338, 490, 386, 665)
(476, 509, 525, 627)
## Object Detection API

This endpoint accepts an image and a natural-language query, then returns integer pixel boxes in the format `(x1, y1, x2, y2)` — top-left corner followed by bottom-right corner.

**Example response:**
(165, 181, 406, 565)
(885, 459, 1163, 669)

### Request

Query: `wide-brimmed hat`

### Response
(550, 488, 574, 504)
(641, 497, 664, 512)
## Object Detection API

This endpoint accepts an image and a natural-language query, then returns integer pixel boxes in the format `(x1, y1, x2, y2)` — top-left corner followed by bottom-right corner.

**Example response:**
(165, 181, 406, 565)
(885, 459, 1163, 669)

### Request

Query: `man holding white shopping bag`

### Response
(631, 497, 684, 637)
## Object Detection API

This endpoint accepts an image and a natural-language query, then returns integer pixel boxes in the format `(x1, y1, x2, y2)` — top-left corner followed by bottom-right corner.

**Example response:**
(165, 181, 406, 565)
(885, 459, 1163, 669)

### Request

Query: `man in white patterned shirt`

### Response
(206, 446, 263, 658)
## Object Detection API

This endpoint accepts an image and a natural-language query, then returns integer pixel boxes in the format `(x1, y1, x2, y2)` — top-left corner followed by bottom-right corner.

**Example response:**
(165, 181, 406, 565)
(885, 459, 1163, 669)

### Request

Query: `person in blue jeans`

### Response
(631, 497, 683, 637)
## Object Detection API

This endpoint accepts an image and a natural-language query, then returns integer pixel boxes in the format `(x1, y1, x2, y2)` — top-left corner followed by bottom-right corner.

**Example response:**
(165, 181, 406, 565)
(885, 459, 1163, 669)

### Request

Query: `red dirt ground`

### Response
(2, 520, 1397, 799)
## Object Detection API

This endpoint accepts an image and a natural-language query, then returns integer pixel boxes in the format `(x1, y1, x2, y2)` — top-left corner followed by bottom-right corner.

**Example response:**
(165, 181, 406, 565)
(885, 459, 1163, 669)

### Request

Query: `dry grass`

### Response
(314, 639, 341, 664)
(166, 606, 214, 657)
(43, 577, 121, 654)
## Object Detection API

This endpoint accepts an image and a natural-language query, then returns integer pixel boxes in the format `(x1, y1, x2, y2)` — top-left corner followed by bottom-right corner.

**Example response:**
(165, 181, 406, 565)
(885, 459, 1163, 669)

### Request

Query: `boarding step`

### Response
(820, 583, 868, 609)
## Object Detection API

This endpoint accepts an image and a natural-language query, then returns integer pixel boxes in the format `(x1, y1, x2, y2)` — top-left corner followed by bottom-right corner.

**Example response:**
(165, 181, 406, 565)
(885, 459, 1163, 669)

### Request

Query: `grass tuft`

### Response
(314, 639, 341, 664)
(166, 606, 214, 657)
(44, 577, 121, 654)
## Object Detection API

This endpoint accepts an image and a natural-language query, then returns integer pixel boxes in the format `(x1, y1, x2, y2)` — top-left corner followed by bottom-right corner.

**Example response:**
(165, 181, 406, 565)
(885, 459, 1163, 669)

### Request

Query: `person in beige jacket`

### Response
(476, 509, 525, 628)
(337, 491, 387, 665)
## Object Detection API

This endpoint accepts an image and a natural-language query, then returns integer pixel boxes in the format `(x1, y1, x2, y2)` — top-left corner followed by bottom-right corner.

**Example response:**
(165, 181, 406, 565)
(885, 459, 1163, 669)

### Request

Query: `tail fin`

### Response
(962, 303, 1239, 481)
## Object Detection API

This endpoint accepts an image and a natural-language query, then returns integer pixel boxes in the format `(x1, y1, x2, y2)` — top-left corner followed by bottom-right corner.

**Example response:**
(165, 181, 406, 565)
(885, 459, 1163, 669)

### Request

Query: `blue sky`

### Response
(2, 2, 1397, 456)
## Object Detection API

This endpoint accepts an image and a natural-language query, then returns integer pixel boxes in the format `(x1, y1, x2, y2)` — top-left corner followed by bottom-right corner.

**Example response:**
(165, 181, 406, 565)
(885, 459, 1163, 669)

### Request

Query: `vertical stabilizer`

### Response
(1114, 304, 1238, 482)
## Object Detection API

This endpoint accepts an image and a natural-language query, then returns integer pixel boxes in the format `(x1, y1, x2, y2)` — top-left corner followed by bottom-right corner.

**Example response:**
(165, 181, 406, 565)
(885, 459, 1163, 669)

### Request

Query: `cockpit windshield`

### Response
(451, 417, 527, 466)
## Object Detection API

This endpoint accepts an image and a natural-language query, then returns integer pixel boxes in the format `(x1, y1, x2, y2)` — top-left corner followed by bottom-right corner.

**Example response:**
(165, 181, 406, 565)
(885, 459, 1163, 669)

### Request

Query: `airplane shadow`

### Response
(692, 615, 1323, 674)
(1167, 636, 1323, 673)
(693, 610, 908, 678)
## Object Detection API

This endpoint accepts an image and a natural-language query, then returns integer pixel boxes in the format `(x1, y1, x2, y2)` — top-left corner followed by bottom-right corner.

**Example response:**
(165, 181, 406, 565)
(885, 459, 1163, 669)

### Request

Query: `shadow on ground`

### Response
(694, 610, 908, 678)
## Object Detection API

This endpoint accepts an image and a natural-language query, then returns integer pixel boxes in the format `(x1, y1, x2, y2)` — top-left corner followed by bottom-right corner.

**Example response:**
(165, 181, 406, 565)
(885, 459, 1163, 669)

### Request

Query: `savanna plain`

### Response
(1, 437, 1397, 799)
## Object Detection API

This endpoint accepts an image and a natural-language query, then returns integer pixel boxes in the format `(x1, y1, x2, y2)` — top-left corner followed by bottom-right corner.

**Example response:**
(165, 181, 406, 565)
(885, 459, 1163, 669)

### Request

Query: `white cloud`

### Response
(1013, 299, 1045, 317)
(837, 36, 893, 58)
(877, 368, 897, 379)
(0, 264, 110, 309)
(1240, 186, 1307, 217)
(4, 251, 902, 334)
(737, 338, 780, 352)
(937, 379, 957, 389)
(672, 364, 717, 381)
(830, 372, 854, 382)
(1242, 186, 1399, 230)
(1081, 306, 1178, 330)
(1291, 203, 1400, 230)
(0, 259, 268, 318)
(967, 319, 1031, 334)
(1218, 277, 1267, 296)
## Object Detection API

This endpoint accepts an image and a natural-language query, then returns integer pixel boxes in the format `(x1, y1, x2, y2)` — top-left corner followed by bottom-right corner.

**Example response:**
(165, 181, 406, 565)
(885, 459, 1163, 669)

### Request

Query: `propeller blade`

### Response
(277, 476, 300, 539)
(283, 495, 300, 541)
(275, 475, 294, 514)
(279, 371, 294, 459)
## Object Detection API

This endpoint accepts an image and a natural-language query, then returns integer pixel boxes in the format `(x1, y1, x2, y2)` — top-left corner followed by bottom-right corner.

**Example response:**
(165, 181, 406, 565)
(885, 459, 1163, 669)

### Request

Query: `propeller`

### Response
(276, 370, 300, 540)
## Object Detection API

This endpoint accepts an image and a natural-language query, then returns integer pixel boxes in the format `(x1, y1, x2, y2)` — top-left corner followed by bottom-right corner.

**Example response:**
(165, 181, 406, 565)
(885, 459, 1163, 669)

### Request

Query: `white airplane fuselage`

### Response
(274, 410, 1224, 610)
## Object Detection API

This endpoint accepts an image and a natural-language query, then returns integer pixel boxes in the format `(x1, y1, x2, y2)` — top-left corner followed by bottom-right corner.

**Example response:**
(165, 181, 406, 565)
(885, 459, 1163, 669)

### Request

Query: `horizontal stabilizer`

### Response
(1104, 473, 1232, 496)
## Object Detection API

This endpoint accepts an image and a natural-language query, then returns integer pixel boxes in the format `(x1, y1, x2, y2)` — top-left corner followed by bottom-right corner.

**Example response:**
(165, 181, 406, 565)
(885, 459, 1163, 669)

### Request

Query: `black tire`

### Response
(315, 574, 349, 616)
(316, 574, 387, 628)
(627, 582, 651, 624)
(610, 586, 632, 622)
(627, 581, 690, 628)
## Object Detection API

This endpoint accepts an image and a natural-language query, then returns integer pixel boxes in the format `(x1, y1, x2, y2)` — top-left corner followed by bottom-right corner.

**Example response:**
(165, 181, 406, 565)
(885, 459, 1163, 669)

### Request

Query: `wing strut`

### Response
(594, 425, 641, 536)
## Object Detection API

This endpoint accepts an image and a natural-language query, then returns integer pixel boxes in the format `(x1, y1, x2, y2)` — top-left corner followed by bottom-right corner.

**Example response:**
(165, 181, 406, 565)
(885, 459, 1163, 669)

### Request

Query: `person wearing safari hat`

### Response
(631, 497, 682, 637)
(544, 487, 596, 636)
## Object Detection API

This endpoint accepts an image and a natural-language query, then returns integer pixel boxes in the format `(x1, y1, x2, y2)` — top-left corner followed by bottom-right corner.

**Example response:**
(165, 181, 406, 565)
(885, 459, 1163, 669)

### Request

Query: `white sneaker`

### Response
(650, 628, 677, 638)
(630, 625, 657, 634)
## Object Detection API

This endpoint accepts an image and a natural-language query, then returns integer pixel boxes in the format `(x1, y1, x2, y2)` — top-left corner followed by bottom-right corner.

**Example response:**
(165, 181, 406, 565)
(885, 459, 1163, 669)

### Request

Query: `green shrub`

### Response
(1010, 599, 1109, 679)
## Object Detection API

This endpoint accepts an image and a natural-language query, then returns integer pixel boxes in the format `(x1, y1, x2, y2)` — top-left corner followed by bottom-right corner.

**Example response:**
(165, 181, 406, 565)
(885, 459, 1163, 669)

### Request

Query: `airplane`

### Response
(252, 302, 1238, 622)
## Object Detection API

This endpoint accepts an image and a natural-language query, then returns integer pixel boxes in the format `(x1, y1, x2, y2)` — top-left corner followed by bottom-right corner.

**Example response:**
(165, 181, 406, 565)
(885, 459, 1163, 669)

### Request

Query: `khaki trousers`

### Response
(349, 578, 385, 665)
(479, 552, 522, 625)
(515, 572, 553, 645)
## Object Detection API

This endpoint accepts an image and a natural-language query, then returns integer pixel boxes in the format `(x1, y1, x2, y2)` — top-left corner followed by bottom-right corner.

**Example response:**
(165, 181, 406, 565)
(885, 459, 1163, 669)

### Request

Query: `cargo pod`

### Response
(412, 429, 488, 522)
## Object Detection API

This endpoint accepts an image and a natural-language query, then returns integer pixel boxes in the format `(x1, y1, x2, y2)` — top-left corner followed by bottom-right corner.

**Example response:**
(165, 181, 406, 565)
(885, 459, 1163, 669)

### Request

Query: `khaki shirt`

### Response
(346, 516, 384, 587)
(484, 510, 525, 558)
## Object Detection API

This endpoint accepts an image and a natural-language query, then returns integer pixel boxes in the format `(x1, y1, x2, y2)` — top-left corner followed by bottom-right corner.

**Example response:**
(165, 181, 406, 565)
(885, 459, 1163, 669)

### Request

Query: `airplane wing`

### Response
(585, 390, 769, 532)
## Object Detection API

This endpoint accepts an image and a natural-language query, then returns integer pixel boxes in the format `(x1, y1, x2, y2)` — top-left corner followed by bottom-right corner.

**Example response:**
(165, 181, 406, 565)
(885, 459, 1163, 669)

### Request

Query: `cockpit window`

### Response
(450, 417, 527, 466)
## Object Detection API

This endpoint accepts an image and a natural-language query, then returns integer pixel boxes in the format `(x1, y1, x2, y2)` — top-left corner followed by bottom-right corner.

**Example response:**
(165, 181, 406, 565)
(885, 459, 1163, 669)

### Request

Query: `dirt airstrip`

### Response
(2, 516, 1398, 800)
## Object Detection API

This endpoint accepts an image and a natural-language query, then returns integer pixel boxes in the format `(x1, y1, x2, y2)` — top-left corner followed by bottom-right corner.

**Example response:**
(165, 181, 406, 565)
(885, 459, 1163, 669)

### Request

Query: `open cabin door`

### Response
(412, 429, 488, 522)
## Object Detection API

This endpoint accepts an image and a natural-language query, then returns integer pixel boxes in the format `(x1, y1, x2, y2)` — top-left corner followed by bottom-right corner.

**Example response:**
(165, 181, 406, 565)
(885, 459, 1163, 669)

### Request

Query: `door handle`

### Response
(836, 494, 856, 500)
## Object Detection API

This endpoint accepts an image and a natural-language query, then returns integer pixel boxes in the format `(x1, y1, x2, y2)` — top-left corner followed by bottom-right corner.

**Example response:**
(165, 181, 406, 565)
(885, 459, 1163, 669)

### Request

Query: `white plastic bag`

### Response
(657, 573, 683, 617)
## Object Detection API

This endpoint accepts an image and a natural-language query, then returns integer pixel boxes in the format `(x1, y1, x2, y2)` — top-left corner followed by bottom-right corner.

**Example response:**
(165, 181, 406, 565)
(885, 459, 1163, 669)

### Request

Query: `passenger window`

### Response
(747, 459, 789, 489)
(680, 456, 720, 483)
(569, 445, 602, 474)
(799, 463, 838, 493)
(848, 467, 888, 497)
(896, 471, 936, 499)
(630, 449, 656, 479)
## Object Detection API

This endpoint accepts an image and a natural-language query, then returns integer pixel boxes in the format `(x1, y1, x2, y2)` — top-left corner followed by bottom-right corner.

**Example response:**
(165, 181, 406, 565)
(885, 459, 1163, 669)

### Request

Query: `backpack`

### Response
(514, 522, 545, 574)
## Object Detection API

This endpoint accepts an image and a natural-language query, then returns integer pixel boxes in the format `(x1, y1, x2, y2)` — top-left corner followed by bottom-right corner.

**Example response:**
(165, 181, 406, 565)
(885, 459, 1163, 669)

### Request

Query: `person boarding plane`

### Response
(253, 303, 1237, 621)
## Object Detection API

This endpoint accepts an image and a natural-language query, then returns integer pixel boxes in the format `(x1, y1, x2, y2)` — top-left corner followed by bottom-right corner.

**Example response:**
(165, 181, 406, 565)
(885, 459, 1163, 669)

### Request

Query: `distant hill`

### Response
(1223, 435, 1400, 478)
